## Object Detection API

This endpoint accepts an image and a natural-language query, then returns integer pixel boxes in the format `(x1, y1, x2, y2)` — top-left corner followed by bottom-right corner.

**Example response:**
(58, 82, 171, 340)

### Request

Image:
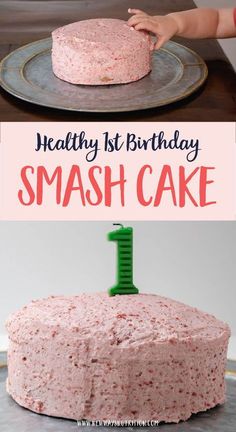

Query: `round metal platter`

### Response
(0, 38, 208, 112)
(0, 358, 235, 432)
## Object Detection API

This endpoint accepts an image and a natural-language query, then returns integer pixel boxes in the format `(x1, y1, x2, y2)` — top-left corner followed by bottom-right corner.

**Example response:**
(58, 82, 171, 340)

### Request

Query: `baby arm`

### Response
(128, 8, 236, 49)
(169, 8, 236, 39)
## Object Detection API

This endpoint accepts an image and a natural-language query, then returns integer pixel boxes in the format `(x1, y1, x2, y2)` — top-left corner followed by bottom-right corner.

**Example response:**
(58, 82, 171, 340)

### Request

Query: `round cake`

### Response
(51, 19, 152, 85)
(6, 293, 230, 423)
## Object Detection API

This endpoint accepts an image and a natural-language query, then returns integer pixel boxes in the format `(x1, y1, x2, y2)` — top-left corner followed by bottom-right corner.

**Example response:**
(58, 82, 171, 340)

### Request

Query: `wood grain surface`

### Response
(0, 0, 235, 121)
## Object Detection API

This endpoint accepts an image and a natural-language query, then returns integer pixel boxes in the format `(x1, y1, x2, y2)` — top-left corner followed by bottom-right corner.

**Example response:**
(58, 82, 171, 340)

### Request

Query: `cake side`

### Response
(51, 19, 152, 85)
(6, 293, 230, 423)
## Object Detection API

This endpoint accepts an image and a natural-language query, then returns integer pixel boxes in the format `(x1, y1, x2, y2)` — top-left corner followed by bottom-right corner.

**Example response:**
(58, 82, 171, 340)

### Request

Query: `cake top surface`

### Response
(52, 18, 150, 48)
(7, 293, 230, 345)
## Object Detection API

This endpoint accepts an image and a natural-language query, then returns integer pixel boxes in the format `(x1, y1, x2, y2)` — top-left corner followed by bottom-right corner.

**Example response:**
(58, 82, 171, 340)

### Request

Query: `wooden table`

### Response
(0, 0, 235, 121)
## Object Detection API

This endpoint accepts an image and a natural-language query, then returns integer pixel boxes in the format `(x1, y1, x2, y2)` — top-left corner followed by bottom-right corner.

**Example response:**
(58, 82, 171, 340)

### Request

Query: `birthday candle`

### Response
(108, 224, 139, 296)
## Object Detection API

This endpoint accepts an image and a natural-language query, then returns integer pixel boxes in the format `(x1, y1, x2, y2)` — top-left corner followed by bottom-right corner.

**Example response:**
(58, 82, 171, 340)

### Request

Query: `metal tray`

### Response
(0, 38, 207, 112)
(0, 355, 236, 432)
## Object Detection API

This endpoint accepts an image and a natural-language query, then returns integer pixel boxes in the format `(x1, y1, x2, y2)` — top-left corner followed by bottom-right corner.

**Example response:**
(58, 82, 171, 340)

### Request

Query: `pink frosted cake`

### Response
(51, 19, 152, 85)
(6, 293, 230, 423)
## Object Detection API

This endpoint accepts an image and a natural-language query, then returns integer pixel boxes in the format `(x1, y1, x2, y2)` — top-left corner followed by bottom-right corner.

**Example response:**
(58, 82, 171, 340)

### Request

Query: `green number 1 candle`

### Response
(108, 224, 139, 296)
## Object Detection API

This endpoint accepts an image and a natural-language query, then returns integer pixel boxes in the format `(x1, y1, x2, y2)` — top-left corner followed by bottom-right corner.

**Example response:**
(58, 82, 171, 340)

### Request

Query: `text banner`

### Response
(0, 122, 235, 220)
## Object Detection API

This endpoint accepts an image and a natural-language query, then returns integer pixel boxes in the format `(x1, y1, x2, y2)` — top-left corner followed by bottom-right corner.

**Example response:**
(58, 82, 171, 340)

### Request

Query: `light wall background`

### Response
(196, 0, 236, 70)
(0, 222, 235, 357)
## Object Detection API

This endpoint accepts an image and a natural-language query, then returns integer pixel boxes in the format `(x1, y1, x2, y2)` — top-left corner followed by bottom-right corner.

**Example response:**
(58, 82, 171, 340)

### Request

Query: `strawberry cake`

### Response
(51, 19, 152, 85)
(6, 293, 230, 423)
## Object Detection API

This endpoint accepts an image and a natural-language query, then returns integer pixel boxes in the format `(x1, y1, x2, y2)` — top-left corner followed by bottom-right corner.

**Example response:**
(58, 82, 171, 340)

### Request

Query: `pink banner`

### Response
(0, 122, 235, 220)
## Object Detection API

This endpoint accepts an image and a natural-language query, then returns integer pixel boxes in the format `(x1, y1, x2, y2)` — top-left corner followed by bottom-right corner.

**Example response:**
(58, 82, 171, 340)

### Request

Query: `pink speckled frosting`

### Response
(51, 19, 152, 85)
(6, 293, 230, 423)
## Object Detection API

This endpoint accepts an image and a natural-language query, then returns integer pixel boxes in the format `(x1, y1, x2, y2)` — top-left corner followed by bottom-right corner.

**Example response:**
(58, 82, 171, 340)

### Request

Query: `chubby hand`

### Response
(128, 8, 179, 49)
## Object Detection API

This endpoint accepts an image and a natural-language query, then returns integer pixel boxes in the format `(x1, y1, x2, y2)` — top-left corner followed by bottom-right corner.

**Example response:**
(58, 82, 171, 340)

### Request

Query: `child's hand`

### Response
(128, 8, 179, 49)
